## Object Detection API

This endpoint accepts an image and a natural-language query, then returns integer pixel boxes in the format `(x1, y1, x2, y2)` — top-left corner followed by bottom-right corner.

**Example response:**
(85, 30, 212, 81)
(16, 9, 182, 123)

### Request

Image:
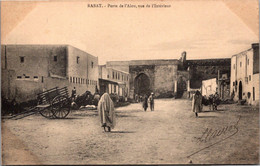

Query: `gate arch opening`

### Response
(239, 81, 243, 100)
(134, 73, 151, 96)
(177, 76, 187, 98)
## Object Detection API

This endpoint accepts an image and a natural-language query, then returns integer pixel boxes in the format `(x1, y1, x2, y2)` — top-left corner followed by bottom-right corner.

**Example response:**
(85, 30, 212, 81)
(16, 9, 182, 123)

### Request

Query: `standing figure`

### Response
(135, 94, 139, 103)
(148, 92, 155, 111)
(98, 93, 116, 132)
(212, 92, 220, 111)
(71, 87, 76, 101)
(93, 93, 101, 106)
(143, 95, 148, 111)
(192, 90, 202, 117)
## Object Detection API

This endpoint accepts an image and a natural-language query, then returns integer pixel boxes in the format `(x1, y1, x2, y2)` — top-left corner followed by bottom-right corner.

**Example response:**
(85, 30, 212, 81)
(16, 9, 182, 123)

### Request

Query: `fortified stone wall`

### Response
(187, 59, 231, 89)
(129, 65, 155, 98)
(154, 65, 177, 96)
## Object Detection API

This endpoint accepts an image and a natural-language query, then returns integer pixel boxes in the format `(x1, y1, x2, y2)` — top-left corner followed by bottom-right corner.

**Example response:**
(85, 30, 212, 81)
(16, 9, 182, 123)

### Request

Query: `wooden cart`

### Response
(37, 87, 71, 119)
(6, 87, 71, 120)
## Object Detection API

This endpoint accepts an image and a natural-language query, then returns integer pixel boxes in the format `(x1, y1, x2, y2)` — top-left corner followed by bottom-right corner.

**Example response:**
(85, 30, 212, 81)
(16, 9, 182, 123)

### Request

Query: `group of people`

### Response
(97, 92, 155, 132)
(92, 89, 220, 132)
(142, 92, 155, 112)
(192, 90, 220, 117)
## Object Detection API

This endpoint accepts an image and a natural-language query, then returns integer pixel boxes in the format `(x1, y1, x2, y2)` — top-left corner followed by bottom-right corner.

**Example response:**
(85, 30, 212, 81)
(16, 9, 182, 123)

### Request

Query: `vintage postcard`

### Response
(1, 0, 259, 165)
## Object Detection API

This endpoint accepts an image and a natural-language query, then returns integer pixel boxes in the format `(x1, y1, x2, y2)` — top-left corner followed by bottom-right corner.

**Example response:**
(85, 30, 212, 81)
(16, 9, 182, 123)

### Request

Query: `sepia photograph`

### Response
(1, 0, 259, 165)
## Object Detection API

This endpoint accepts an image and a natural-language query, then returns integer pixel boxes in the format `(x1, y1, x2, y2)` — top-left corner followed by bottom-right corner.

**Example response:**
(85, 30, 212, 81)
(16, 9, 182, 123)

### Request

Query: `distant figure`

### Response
(71, 87, 76, 101)
(93, 93, 101, 106)
(192, 90, 202, 117)
(143, 95, 148, 111)
(139, 95, 143, 103)
(98, 93, 116, 132)
(148, 92, 155, 111)
(212, 92, 220, 110)
(135, 94, 139, 103)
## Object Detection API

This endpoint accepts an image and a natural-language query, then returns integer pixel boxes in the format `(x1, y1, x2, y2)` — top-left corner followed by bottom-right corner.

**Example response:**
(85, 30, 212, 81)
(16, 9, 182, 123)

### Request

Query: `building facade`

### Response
(106, 54, 230, 99)
(230, 43, 259, 105)
(201, 78, 217, 97)
(1, 45, 98, 103)
(98, 65, 130, 98)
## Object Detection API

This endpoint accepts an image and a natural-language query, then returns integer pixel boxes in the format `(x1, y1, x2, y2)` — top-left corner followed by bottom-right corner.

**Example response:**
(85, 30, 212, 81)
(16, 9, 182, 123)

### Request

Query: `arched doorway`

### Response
(177, 76, 187, 98)
(134, 73, 151, 96)
(239, 81, 242, 100)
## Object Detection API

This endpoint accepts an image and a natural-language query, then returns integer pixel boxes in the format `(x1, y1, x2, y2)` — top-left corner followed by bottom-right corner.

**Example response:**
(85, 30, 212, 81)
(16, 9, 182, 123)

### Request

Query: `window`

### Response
(91, 61, 94, 68)
(118, 74, 120, 80)
(25, 76, 30, 78)
(20, 56, 24, 63)
(70, 77, 72, 83)
(248, 59, 249, 65)
(42, 76, 44, 83)
(107, 75, 109, 78)
(17, 76, 22, 79)
(249, 75, 251, 81)
(233, 64, 235, 69)
(54, 56, 57, 62)
(240, 62, 242, 67)
(73, 77, 75, 83)
(77, 56, 80, 64)
(113, 72, 115, 79)
(33, 76, 38, 81)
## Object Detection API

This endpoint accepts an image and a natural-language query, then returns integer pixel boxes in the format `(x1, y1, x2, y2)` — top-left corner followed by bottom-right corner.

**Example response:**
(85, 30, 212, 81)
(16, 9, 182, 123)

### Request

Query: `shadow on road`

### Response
(202, 109, 225, 112)
(198, 116, 216, 118)
(58, 117, 84, 120)
(110, 131, 135, 133)
(116, 114, 137, 118)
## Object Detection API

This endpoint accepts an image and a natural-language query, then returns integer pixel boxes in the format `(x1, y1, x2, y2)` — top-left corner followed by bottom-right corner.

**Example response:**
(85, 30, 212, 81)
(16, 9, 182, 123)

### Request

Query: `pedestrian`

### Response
(98, 93, 116, 132)
(143, 95, 148, 111)
(148, 92, 155, 111)
(71, 87, 76, 101)
(192, 90, 202, 117)
(213, 92, 220, 110)
(93, 92, 101, 106)
(135, 94, 139, 103)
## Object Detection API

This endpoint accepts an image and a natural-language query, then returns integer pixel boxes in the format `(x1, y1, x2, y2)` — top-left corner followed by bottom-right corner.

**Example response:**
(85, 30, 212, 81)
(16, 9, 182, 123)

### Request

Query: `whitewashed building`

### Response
(98, 65, 130, 98)
(230, 43, 259, 105)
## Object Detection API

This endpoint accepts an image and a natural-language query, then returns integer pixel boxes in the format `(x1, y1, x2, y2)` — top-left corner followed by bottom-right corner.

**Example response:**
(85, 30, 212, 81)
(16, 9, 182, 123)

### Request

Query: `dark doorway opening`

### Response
(177, 77, 187, 98)
(239, 81, 242, 100)
(253, 87, 255, 101)
(134, 73, 151, 96)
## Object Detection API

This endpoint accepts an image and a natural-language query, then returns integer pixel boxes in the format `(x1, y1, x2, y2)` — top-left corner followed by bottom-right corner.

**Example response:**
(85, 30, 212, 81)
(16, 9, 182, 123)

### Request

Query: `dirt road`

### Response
(2, 99, 259, 164)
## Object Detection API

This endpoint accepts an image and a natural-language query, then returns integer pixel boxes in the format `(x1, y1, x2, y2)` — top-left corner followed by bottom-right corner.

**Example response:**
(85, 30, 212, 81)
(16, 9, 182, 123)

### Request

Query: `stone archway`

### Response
(239, 81, 243, 100)
(134, 73, 151, 96)
(177, 76, 187, 98)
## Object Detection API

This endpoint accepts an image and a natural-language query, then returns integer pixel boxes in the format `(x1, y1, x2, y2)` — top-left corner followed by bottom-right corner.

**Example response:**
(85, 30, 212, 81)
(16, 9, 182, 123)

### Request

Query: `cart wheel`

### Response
(51, 95, 71, 119)
(39, 107, 55, 119)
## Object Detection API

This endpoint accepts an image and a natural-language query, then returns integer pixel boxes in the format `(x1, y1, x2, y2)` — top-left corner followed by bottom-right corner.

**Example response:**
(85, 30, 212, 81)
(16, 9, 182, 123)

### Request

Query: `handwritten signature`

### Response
(187, 116, 241, 158)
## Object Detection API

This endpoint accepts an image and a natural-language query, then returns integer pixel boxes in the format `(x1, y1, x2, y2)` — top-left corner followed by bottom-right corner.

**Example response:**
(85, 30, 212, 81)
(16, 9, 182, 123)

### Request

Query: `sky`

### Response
(1, 0, 259, 65)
